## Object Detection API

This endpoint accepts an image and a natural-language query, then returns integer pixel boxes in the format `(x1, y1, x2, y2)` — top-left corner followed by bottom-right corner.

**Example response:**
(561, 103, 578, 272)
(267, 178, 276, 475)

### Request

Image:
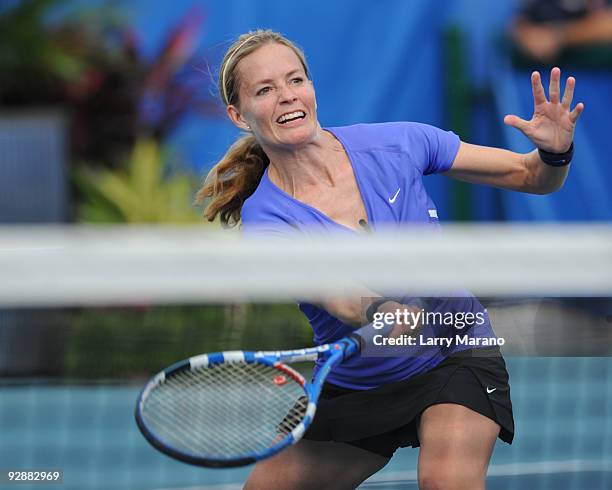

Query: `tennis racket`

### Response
(135, 331, 364, 468)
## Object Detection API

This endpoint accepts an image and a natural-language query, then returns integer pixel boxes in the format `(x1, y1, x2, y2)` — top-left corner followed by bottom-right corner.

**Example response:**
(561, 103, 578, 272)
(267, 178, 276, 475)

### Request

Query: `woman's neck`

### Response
(264, 129, 346, 197)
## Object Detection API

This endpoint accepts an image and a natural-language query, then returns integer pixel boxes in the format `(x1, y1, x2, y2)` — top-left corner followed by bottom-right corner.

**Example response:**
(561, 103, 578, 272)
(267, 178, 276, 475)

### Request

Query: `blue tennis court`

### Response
(2, 357, 611, 490)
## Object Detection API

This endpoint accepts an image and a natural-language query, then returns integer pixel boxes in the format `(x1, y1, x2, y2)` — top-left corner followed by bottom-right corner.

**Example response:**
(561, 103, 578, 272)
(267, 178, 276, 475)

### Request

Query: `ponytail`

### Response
(196, 134, 269, 227)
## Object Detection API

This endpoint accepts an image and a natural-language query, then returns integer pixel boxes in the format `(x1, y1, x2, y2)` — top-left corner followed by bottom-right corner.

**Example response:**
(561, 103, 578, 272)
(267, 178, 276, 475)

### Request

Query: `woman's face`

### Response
(227, 42, 318, 150)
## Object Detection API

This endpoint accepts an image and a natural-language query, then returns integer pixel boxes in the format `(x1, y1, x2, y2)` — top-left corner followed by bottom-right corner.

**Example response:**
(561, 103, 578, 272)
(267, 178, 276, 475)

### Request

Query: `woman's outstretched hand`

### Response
(504, 67, 584, 153)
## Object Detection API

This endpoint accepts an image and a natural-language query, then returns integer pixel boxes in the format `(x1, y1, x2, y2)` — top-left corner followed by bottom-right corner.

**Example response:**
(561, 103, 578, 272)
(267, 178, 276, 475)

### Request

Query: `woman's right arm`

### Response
(317, 293, 414, 329)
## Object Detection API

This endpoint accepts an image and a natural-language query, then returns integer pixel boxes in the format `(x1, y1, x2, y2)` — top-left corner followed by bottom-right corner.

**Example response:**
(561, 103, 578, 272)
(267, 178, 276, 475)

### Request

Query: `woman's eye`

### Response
(291, 77, 303, 84)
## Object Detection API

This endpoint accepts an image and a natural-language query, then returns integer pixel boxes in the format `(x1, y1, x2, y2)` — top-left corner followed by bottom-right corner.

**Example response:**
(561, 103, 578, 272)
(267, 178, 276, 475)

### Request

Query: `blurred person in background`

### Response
(512, 0, 612, 63)
(198, 29, 583, 490)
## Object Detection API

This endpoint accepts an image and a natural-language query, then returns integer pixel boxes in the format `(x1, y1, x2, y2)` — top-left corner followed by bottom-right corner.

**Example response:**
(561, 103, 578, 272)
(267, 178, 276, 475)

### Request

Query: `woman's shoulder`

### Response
(328, 121, 445, 152)
(241, 177, 278, 223)
(241, 175, 297, 233)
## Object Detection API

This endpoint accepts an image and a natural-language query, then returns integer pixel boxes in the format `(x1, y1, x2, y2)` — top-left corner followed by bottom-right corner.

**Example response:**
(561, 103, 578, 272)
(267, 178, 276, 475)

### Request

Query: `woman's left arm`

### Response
(445, 67, 584, 194)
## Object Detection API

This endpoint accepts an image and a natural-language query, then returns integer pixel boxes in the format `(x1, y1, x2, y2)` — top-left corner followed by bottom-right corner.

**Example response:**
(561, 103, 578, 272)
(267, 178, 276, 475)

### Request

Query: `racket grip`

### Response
(345, 333, 363, 356)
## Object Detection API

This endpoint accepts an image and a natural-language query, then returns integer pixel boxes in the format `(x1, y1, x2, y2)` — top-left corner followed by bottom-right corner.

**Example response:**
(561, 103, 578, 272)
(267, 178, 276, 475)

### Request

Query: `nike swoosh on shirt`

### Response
(486, 387, 497, 394)
(388, 188, 401, 204)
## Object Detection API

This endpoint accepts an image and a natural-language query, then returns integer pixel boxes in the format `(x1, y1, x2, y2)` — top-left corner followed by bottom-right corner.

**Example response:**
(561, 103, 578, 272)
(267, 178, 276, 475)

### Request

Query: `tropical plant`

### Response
(75, 138, 202, 223)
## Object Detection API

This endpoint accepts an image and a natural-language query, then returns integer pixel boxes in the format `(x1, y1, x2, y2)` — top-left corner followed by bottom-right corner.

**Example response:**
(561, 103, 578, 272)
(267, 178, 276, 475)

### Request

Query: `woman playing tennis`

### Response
(198, 30, 583, 490)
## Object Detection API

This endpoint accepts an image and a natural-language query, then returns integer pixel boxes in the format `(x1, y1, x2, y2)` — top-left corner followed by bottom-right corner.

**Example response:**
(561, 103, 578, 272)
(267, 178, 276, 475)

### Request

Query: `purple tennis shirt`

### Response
(241, 122, 496, 389)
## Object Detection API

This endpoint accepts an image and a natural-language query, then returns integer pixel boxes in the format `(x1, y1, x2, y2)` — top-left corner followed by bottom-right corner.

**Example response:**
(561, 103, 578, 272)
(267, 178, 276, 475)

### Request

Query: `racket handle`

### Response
(344, 334, 362, 357)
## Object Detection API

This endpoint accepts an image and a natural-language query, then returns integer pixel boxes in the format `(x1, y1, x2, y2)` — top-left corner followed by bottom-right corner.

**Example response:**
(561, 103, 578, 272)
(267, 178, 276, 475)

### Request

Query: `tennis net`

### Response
(1, 224, 611, 490)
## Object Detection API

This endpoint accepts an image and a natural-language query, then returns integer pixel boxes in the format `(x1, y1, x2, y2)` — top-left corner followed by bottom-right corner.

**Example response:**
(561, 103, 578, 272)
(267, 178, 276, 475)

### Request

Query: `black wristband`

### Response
(365, 298, 397, 323)
(538, 142, 574, 167)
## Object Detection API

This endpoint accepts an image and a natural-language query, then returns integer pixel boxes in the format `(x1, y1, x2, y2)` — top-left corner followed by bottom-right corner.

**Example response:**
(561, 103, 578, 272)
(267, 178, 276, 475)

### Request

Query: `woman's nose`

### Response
(278, 84, 298, 103)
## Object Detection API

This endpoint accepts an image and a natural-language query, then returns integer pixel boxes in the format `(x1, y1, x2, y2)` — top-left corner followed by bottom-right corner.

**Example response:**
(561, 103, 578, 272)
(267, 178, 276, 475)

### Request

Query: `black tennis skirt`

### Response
(303, 346, 514, 458)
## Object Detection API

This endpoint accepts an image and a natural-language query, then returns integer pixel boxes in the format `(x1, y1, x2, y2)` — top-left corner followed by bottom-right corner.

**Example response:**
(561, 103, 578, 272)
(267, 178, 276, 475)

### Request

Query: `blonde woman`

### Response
(198, 30, 582, 490)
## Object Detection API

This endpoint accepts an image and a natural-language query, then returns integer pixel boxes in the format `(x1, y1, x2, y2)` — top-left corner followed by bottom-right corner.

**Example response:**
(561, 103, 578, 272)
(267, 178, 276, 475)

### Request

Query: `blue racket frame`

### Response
(135, 335, 360, 468)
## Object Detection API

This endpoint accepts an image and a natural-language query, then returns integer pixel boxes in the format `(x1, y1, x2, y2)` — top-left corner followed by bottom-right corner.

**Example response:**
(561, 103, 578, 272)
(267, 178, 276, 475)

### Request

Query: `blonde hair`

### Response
(196, 29, 311, 227)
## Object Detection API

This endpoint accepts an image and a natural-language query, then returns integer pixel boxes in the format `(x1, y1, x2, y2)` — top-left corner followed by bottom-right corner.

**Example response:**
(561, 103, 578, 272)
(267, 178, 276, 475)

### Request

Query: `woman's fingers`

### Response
(569, 102, 585, 123)
(504, 114, 529, 132)
(549, 67, 561, 104)
(514, 69, 583, 134)
(562, 76, 575, 109)
(532, 71, 547, 106)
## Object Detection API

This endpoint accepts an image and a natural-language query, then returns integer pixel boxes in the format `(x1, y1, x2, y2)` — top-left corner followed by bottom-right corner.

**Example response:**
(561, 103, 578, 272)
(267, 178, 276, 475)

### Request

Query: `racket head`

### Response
(135, 351, 317, 468)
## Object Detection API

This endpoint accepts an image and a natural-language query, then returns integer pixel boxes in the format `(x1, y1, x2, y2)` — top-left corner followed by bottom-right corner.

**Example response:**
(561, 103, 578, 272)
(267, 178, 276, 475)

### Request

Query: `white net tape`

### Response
(1, 224, 611, 305)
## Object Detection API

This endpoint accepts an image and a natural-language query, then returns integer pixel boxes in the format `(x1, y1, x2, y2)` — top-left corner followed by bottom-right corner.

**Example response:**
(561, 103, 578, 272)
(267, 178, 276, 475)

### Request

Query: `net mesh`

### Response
(1, 225, 611, 490)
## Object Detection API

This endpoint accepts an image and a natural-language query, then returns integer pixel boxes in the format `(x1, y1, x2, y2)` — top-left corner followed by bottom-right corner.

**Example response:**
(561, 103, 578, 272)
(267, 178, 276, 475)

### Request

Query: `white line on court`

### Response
(151, 458, 612, 490)
(363, 458, 612, 485)
(152, 485, 242, 490)
(0, 246, 65, 252)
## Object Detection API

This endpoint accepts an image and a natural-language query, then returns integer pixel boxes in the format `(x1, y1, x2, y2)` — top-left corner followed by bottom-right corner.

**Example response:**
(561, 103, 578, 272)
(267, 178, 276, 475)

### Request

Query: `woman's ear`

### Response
(227, 105, 251, 131)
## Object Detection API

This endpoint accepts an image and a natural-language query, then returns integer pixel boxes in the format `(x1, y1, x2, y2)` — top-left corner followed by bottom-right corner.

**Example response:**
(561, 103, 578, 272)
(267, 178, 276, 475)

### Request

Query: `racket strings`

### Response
(277, 395, 308, 435)
(149, 366, 263, 455)
(203, 362, 307, 452)
(142, 361, 308, 458)
(147, 365, 260, 455)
